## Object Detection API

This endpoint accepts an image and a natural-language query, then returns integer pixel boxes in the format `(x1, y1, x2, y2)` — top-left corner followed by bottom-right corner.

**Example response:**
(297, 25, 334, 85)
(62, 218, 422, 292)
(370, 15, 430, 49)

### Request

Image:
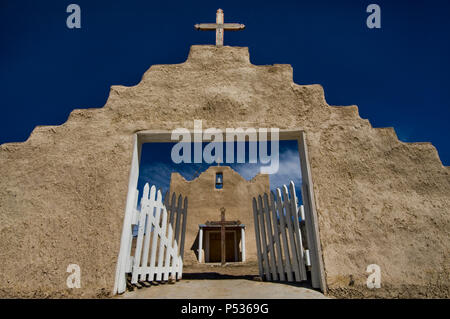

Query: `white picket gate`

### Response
(118, 183, 188, 290)
(252, 181, 308, 282)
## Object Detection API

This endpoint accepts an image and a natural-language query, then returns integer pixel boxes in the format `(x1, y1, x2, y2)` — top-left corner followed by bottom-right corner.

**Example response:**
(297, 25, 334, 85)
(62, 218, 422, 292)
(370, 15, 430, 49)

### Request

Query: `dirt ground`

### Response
(118, 279, 327, 299)
(117, 261, 327, 299)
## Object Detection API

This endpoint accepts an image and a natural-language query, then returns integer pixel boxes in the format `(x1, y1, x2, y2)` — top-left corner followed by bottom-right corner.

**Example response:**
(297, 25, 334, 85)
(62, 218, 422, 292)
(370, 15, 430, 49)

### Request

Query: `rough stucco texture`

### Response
(0, 45, 448, 298)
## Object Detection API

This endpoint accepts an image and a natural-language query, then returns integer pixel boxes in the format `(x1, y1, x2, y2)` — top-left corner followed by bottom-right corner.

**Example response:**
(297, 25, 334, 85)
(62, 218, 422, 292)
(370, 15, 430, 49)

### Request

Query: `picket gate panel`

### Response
(268, 192, 286, 281)
(262, 194, 278, 281)
(252, 198, 264, 279)
(119, 183, 188, 286)
(252, 181, 308, 283)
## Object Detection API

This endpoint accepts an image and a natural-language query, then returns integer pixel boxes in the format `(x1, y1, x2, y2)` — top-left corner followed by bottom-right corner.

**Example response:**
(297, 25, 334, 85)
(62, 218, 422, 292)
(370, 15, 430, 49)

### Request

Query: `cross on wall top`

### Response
(195, 9, 245, 47)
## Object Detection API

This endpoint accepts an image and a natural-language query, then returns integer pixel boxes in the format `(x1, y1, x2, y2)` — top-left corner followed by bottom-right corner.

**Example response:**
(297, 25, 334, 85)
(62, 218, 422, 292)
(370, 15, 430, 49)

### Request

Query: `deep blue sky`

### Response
(1, 0, 449, 165)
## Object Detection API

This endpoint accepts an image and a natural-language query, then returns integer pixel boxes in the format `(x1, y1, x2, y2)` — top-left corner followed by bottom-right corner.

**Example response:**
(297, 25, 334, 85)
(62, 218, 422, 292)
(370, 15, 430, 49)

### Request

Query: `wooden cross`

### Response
(206, 207, 240, 265)
(220, 208, 226, 265)
(195, 9, 245, 47)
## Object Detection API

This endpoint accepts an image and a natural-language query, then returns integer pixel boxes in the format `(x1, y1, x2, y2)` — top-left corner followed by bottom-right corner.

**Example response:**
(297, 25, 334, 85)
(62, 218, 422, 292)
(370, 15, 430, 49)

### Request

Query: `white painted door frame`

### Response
(113, 129, 326, 294)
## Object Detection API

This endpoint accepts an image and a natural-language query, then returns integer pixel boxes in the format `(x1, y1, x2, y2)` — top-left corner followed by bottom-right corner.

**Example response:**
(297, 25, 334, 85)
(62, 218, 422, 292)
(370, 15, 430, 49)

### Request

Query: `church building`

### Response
(168, 165, 270, 264)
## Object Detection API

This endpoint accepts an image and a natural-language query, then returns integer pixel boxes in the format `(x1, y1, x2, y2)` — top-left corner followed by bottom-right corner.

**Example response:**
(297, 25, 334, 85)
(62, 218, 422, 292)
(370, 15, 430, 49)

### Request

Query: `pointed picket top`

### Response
(288, 181, 299, 220)
(258, 195, 264, 207)
(156, 189, 164, 229)
(276, 187, 285, 215)
(164, 190, 169, 205)
(141, 183, 150, 206)
(283, 186, 292, 210)
(263, 193, 270, 212)
(275, 188, 282, 198)
(268, 191, 277, 221)
(282, 184, 292, 219)
(174, 194, 184, 245)
(270, 191, 277, 214)
(288, 181, 298, 218)
(143, 183, 150, 195)
(156, 188, 163, 204)
(289, 181, 296, 197)
(179, 196, 189, 259)
(149, 185, 157, 202)
(156, 197, 169, 281)
(169, 192, 177, 226)
(183, 196, 188, 210)
(283, 184, 290, 199)
(274, 189, 281, 215)
(257, 195, 264, 214)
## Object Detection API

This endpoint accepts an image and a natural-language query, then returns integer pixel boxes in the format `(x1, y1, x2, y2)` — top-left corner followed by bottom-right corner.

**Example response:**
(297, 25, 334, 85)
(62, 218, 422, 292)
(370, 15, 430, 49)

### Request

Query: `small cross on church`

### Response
(195, 9, 245, 47)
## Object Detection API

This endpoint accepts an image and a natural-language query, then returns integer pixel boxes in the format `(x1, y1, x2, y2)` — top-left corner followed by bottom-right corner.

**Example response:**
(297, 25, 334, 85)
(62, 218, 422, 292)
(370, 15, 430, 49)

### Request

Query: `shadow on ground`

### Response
(183, 271, 317, 290)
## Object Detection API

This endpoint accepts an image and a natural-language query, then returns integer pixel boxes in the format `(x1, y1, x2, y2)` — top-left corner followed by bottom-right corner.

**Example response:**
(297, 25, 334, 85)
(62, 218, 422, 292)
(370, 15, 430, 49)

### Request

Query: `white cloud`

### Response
(230, 163, 260, 180)
(229, 148, 302, 192)
(269, 148, 302, 190)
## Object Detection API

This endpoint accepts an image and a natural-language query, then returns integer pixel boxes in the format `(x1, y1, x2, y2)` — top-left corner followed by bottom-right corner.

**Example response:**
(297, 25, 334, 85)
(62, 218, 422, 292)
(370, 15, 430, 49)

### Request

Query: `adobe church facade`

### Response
(0, 45, 448, 298)
(168, 165, 270, 264)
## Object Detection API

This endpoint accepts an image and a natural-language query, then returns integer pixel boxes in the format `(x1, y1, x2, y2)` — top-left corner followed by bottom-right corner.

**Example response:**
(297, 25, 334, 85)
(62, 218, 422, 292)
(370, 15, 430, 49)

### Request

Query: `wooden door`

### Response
(209, 232, 221, 262)
(208, 231, 237, 262)
(225, 231, 235, 262)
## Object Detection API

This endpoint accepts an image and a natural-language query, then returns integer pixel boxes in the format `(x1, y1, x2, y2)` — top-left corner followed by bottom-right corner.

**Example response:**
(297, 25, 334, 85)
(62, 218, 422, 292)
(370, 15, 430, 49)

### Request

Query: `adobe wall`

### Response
(0, 45, 448, 298)
(168, 165, 270, 264)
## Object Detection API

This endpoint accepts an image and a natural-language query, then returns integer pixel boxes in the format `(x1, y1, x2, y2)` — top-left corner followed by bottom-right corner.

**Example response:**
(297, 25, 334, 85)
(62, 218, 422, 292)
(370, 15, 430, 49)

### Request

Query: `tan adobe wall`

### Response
(0, 45, 448, 298)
